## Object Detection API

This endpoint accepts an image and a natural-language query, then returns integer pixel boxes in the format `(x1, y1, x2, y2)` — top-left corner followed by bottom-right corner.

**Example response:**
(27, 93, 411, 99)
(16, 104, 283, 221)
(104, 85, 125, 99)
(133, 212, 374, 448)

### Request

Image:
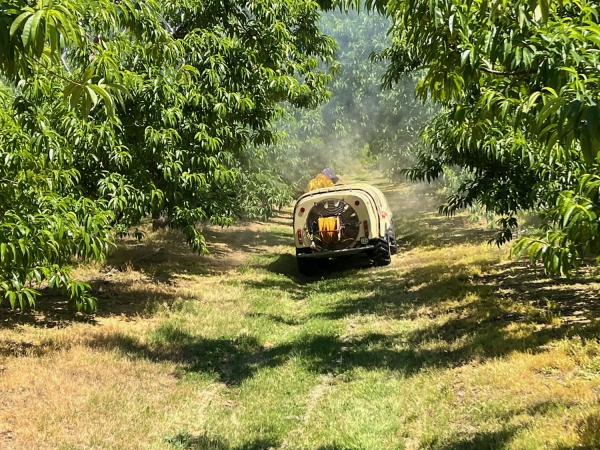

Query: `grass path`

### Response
(2, 175, 600, 449)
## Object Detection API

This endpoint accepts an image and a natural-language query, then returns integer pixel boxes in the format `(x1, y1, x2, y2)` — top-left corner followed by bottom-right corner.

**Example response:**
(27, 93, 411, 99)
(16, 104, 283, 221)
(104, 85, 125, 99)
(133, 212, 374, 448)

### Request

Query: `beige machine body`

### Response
(293, 183, 396, 275)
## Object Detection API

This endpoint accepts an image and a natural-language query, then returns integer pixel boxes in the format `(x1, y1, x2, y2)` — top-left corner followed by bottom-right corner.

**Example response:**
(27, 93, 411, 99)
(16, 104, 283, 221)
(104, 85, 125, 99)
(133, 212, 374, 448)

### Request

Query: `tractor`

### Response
(293, 183, 397, 276)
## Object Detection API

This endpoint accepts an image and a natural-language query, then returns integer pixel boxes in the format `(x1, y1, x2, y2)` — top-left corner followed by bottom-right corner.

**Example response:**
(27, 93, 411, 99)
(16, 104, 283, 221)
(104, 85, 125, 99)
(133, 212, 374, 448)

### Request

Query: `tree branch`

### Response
(28, 55, 85, 87)
(480, 66, 536, 76)
(480, 57, 536, 76)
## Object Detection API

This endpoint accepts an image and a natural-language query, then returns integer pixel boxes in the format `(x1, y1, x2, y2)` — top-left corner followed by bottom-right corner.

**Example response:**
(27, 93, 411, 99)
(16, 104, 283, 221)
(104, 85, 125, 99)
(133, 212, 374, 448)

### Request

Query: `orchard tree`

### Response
(338, 0, 600, 275)
(268, 8, 432, 189)
(319, 10, 431, 180)
(0, 0, 337, 310)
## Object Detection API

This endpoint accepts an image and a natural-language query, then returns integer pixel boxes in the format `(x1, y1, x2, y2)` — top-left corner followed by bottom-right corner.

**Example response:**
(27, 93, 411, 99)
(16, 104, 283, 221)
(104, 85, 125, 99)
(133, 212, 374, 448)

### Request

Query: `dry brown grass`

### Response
(0, 338, 223, 449)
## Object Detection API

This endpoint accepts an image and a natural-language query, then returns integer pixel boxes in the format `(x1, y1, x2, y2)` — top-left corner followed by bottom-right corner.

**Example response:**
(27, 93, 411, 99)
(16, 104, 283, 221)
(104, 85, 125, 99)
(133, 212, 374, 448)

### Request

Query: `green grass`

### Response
(144, 248, 600, 449)
(2, 179, 600, 449)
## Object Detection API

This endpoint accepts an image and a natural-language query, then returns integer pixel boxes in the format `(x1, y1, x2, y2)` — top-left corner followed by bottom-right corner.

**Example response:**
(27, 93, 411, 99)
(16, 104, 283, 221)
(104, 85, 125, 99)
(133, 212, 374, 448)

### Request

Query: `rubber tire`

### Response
(388, 228, 398, 255)
(371, 237, 392, 266)
(297, 256, 317, 277)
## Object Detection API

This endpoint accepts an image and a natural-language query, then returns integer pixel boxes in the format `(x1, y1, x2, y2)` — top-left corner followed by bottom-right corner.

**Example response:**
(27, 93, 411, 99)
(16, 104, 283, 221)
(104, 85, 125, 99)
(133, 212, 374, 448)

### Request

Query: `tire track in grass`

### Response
(281, 311, 360, 448)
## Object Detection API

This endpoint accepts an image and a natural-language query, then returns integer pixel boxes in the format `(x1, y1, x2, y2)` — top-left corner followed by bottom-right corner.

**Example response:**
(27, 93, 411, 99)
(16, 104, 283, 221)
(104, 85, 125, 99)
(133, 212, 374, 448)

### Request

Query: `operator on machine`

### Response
(307, 168, 339, 191)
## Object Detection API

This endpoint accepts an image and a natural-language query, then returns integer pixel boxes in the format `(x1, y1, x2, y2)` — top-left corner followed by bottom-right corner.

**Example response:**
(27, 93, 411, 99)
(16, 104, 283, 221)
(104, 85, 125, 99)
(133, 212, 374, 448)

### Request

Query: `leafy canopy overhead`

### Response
(0, 0, 337, 310)
(339, 0, 600, 275)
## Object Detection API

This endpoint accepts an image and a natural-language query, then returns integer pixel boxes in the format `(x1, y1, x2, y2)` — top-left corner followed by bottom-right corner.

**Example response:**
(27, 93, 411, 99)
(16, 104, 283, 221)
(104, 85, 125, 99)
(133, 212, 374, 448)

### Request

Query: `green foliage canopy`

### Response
(343, 0, 600, 275)
(320, 10, 431, 180)
(0, 0, 336, 309)
(266, 9, 432, 189)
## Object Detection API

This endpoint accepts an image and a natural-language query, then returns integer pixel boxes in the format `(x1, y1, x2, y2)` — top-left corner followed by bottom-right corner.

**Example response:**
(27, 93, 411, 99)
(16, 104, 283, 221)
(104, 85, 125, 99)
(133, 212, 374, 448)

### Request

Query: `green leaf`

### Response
(9, 11, 32, 38)
(90, 84, 115, 117)
(29, 9, 44, 52)
(21, 13, 36, 48)
(538, 0, 550, 23)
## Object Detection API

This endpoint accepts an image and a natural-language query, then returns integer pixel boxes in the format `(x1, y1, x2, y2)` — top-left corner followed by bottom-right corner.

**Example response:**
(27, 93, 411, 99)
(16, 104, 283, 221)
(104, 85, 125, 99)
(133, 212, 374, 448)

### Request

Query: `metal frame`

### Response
(296, 245, 375, 259)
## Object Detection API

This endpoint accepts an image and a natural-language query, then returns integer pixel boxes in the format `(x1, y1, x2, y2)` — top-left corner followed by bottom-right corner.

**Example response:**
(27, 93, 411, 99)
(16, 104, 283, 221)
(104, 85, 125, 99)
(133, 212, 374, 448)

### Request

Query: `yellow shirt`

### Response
(307, 173, 335, 191)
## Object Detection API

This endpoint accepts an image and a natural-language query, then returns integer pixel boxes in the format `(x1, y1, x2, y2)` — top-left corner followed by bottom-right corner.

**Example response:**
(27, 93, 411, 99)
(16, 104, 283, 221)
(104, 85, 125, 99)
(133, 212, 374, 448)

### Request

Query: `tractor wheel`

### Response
(297, 255, 317, 277)
(388, 228, 398, 255)
(371, 236, 392, 266)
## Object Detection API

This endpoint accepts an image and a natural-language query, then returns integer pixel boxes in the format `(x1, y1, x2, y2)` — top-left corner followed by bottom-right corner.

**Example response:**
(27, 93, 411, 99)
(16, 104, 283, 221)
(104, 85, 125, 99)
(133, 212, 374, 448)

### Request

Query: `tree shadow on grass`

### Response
(398, 214, 499, 250)
(164, 432, 278, 450)
(450, 404, 600, 450)
(222, 258, 600, 382)
(0, 246, 369, 330)
(477, 264, 600, 322)
(457, 398, 584, 444)
(436, 427, 520, 450)
(5, 207, 600, 392)
(0, 217, 293, 329)
(545, 409, 600, 450)
(109, 220, 293, 283)
(576, 410, 600, 450)
(303, 258, 494, 320)
(0, 275, 189, 330)
(328, 263, 600, 369)
(6, 241, 600, 388)
(0, 291, 95, 331)
(86, 327, 349, 385)
(81, 284, 598, 387)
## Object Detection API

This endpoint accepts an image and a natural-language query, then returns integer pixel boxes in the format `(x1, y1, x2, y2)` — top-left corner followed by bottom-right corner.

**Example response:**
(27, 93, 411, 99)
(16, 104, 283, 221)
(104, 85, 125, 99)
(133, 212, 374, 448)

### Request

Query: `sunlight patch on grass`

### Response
(203, 358, 319, 448)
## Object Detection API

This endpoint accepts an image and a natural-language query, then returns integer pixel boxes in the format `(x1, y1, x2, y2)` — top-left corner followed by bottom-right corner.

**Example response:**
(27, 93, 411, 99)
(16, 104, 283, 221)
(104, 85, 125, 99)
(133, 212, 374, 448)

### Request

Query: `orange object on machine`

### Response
(318, 217, 339, 244)
(307, 173, 335, 191)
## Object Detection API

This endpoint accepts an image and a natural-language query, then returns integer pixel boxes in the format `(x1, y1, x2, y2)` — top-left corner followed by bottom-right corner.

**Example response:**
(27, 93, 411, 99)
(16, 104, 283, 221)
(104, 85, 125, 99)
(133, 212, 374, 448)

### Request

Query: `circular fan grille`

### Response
(306, 198, 360, 251)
